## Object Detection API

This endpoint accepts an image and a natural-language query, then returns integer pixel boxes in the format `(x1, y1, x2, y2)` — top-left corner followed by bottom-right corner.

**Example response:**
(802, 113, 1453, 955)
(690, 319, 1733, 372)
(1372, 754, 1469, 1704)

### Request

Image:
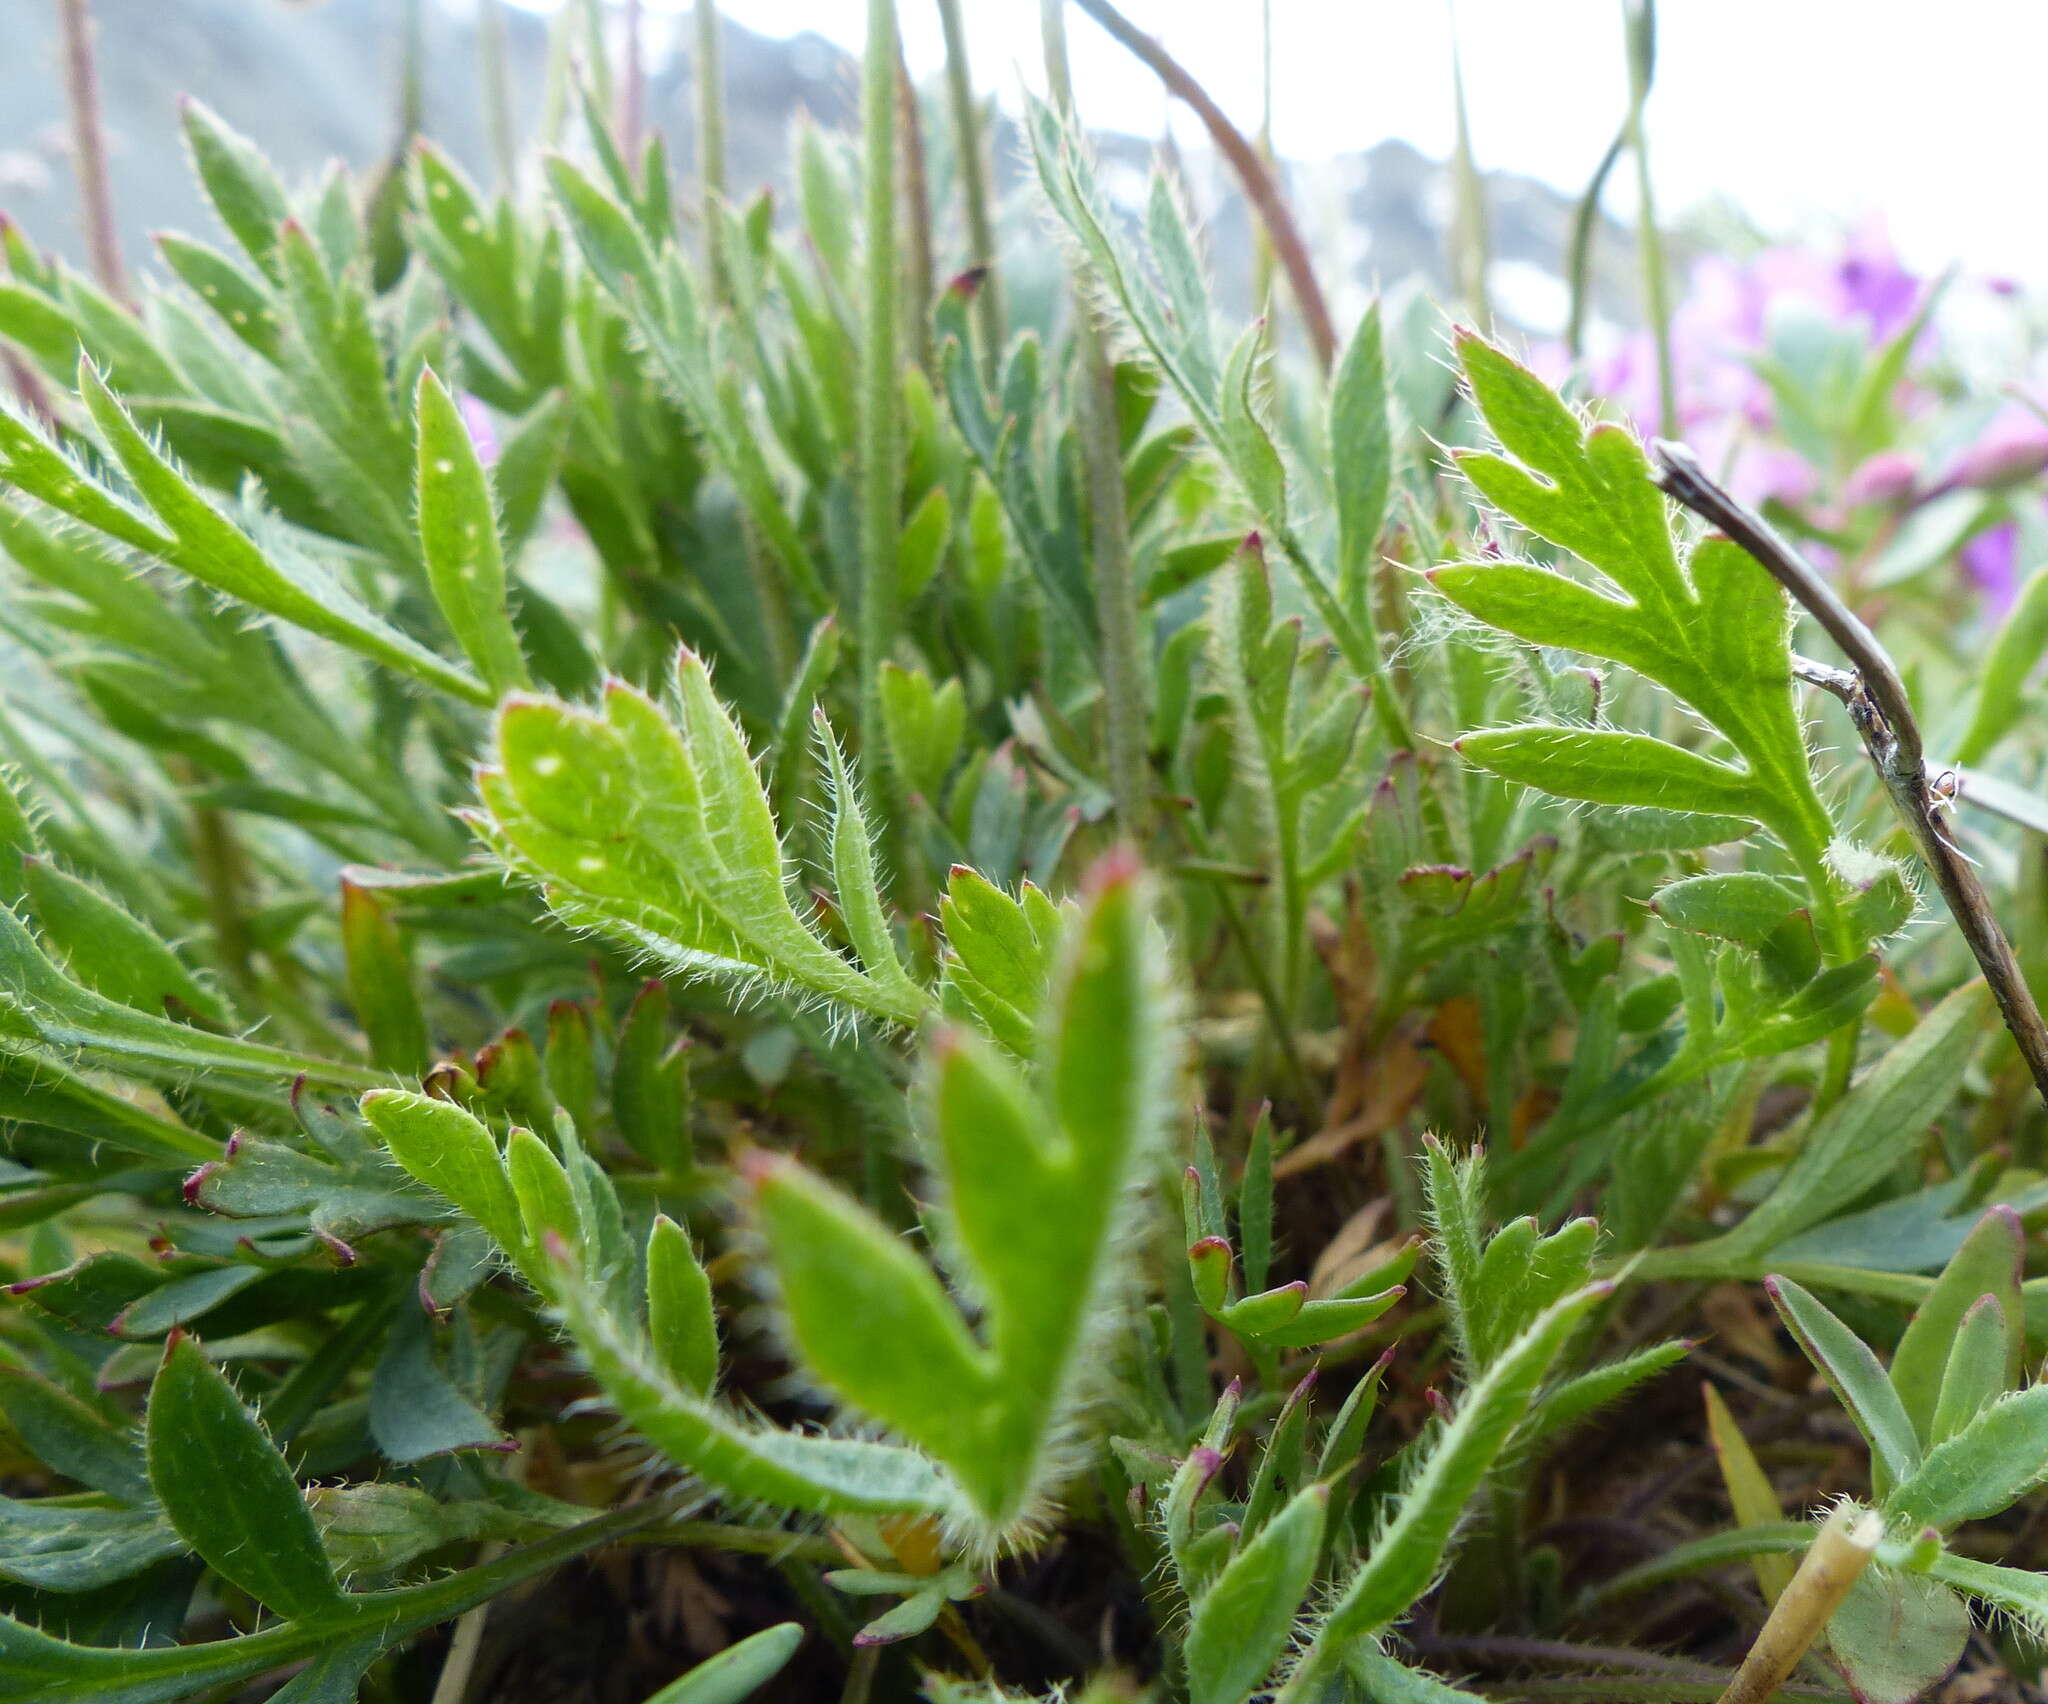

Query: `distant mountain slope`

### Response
(0, 1, 1635, 334)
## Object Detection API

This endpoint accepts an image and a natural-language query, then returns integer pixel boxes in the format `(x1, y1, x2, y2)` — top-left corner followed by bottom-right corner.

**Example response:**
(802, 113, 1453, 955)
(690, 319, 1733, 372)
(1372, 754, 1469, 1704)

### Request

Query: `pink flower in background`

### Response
(1831, 217, 1922, 341)
(1960, 521, 2020, 611)
(1938, 400, 2048, 493)
(457, 393, 501, 466)
(1843, 449, 1920, 507)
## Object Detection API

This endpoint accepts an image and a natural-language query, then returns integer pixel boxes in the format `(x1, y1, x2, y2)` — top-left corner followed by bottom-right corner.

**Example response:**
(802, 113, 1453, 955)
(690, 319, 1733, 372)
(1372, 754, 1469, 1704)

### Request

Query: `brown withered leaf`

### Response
(1275, 1037, 1427, 1178)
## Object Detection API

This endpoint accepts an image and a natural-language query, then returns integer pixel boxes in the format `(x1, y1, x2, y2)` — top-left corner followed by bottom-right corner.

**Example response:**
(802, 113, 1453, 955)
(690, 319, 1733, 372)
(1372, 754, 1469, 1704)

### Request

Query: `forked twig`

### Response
(1655, 440, 2048, 1110)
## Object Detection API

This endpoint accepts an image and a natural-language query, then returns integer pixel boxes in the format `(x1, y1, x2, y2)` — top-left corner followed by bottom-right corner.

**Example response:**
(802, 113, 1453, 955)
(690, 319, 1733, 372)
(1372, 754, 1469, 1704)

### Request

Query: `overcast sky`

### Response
(503, 0, 2047, 284)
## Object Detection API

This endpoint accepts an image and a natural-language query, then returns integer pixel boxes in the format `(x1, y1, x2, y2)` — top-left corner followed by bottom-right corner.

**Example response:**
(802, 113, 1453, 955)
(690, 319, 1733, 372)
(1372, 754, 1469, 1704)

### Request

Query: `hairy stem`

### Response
(56, 0, 129, 305)
(858, 0, 903, 795)
(935, 0, 1005, 378)
(895, 38, 935, 374)
(1624, 0, 1677, 439)
(618, 0, 645, 165)
(1043, 0, 1152, 838)
(479, 0, 517, 187)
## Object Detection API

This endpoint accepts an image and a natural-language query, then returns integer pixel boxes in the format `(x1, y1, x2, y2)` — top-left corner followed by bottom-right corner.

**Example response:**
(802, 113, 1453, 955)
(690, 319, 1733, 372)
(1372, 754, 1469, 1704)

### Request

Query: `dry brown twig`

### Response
(1654, 439, 2048, 1112)
(1067, 0, 1338, 373)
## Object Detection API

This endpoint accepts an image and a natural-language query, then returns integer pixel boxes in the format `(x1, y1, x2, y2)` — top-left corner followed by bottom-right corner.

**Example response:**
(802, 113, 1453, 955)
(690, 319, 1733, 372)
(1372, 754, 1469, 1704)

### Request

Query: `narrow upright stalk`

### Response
(1250, 0, 1278, 332)
(1071, 0, 1336, 373)
(479, 0, 518, 188)
(895, 40, 936, 373)
(1043, 0, 1151, 839)
(580, 0, 613, 122)
(619, 0, 646, 165)
(858, 0, 903, 782)
(55, 0, 128, 305)
(1447, 10, 1491, 325)
(935, 0, 1005, 378)
(694, 0, 727, 300)
(1564, 126, 1626, 360)
(1624, 0, 1677, 439)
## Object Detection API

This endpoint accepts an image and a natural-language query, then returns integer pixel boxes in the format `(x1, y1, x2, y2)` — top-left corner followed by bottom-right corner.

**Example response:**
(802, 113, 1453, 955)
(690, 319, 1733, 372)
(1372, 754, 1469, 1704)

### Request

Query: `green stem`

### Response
(618, 0, 645, 164)
(1565, 125, 1626, 361)
(1623, 0, 1676, 439)
(478, 0, 517, 187)
(1043, 0, 1151, 839)
(858, 0, 902, 794)
(935, 0, 1005, 378)
(693, 0, 727, 302)
(1448, 6, 1491, 324)
(895, 39, 936, 374)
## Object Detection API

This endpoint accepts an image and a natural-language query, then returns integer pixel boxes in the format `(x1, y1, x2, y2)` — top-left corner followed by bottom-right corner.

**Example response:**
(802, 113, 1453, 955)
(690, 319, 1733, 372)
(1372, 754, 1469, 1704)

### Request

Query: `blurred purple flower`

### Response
(1961, 521, 2019, 611)
(1833, 216, 1921, 341)
(1843, 450, 1920, 507)
(456, 393, 501, 466)
(1938, 400, 2048, 493)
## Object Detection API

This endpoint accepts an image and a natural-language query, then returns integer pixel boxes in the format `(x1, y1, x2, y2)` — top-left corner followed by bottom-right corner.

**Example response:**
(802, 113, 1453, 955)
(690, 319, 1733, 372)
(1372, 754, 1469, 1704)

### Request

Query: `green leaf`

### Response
(20, 857, 230, 1025)
(369, 1304, 512, 1463)
(753, 854, 1171, 1533)
(145, 1333, 345, 1618)
(1446, 334, 1846, 939)
(0, 906, 379, 1094)
(0, 1499, 182, 1593)
(1957, 562, 2048, 763)
(506, 1126, 580, 1253)
(1523, 1339, 1690, 1448)
(646, 1214, 719, 1397)
(1304, 1280, 1611, 1663)
(878, 662, 965, 803)
(1891, 1205, 2023, 1447)
(1885, 1386, 2048, 1530)
(817, 716, 926, 1015)
(178, 99, 290, 279)
(1765, 1276, 1921, 1494)
(1241, 1107, 1276, 1295)
(64, 364, 489, 705)
(1342, 1648, 1488, 1703)
(748, 1152, 993, 1463)
(611, 980, 690, 1172)
(638, 1623, 803, 1704)
(359, 1089, 526, 1273)
(1923, 1550, 2048, 1630)
(1331, 301, 1392, 618)
(0, 1370, 151, 1504)
(1218, 324, 1286, 522)
(938, 866, 1064, 1057)
(157, 231, 282, 360)
(415, 368, 531, 694)
(1928, 1294, 2009, 1448)
(544, 1241, 965, 1520)
(477, 676, 925, 1026)
(340, 878, 428, 1075)
(1457, 725, 1760, 818)
(1185, 1484, 1327, 1704)
(1826, 1568, 1971, 1704)
(1721, 982, 1992, 1257)
(1651, 872, 1802, 945)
